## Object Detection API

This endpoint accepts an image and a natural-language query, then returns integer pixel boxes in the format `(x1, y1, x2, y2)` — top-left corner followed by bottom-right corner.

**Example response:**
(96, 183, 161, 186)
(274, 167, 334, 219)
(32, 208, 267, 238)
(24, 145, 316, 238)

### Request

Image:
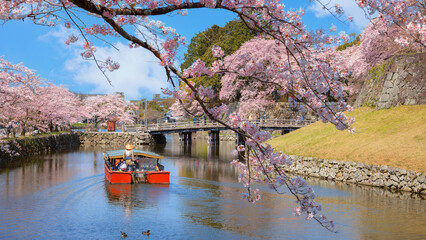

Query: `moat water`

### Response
(0, 138, 425, 239)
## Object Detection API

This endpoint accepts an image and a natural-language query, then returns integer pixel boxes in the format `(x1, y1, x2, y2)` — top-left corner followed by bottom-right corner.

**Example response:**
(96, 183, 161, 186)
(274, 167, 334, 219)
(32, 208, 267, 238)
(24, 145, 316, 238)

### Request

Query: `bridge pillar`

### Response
(180, 132, 192, 145)
(235, 132, 245, 146)
(208, 130, 220, 145)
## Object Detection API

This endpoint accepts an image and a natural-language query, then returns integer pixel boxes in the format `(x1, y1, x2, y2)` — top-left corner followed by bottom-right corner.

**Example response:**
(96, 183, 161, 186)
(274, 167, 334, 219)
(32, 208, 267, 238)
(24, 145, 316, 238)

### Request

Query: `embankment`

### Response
(78, 132, 157, 145)
(285, 156, 425, 195)
(0, 132, 157, 165)
(0, 133, 80, 163)
(269, 105, 426, 194)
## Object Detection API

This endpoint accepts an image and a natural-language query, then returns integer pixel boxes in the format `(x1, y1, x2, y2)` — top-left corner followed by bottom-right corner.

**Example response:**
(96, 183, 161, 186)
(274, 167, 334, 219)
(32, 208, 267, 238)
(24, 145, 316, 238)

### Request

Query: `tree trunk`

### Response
(94, 117, 98, 131)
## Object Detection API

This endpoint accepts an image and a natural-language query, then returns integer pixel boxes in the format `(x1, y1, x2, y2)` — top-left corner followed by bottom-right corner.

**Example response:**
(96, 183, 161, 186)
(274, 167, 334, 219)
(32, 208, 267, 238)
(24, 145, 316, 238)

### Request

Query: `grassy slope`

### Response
(268, 105, 426, 172)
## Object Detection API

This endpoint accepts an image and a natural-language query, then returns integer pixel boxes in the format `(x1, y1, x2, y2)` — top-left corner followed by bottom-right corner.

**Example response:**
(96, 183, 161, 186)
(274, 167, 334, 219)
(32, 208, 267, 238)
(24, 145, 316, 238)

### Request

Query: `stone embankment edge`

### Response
(0, 132, 156, 164)
(286, 156, 425, 195)
(78, 132, 156, 146)
(0, 133, 80, 163)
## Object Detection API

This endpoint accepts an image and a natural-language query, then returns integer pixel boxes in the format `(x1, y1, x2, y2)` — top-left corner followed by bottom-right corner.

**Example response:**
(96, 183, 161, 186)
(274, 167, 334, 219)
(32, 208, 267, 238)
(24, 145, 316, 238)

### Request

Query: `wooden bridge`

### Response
(125, 119, 316, 144)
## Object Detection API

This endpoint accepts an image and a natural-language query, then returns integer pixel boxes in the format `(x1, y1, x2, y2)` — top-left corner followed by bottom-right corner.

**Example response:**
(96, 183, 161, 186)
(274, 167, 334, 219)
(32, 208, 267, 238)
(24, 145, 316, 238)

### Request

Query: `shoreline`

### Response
(284, 155, 425, 195)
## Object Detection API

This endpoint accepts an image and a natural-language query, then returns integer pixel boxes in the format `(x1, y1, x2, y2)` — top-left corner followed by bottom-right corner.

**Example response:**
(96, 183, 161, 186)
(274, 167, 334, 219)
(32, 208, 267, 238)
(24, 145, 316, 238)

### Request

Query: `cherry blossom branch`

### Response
(62, 2, 114, 85)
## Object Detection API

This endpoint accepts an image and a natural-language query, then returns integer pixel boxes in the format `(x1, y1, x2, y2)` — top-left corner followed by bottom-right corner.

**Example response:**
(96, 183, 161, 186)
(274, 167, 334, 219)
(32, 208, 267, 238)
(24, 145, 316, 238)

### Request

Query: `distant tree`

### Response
(0, 58, 41, 132)
(0, 58, 87, 135)
(31, 85, 86, 133)
(220, 37, 350, 120)
(84, 94, 135, 129)
(181, 20, 256, 93)
(339, 18, 424, 79)
(142, 97, 175, 122)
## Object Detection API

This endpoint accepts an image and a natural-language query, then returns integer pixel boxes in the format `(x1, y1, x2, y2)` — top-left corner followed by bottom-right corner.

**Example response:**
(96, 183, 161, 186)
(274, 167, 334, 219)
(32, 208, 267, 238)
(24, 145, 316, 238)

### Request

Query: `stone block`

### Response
(383, 80, 393, 88)
(385, 180, 394, 187)
(389, 86, 400, 97)
(356, 162, 364, 168)
(417, 175, 425, 184)
(380, 166, 388, 173)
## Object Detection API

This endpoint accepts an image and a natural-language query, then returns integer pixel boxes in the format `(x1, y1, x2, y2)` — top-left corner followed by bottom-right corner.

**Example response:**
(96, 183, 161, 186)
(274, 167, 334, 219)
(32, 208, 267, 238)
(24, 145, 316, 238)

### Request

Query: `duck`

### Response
(121, 231, 128, 238)
(142, 230, 150, 236)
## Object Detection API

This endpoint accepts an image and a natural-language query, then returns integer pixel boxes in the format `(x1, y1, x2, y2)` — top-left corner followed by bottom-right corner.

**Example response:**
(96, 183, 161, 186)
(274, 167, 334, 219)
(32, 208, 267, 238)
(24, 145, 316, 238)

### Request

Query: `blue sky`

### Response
(0, 0, 370, 100)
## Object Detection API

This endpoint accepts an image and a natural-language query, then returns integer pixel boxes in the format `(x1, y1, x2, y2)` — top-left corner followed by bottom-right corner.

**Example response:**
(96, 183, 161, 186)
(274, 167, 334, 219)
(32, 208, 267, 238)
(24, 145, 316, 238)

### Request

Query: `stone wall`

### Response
(78, 132, 154, 146)
(354, 53, 425, 108)
(0, 133, 80, 163)
(285, 156, 425, 195)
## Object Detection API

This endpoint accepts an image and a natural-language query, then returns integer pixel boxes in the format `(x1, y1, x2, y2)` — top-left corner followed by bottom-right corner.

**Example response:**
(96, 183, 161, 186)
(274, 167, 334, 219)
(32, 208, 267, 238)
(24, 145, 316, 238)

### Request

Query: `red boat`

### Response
(103, 149, 170, 184)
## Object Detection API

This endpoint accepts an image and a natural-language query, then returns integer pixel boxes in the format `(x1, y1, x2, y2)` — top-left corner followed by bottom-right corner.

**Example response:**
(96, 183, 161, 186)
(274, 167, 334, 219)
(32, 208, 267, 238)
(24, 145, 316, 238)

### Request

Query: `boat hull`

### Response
(146, 171, 170, 184)
(104, 163, 170, 184)
(104, 164, 132, 184)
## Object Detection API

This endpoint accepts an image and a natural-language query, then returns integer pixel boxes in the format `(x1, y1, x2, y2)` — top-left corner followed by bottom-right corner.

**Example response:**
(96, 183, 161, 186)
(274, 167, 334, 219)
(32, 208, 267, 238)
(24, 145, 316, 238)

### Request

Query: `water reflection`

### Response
(104, 183, 169, 220)
(0, 137, 424, 240)
(305, 177, 426, 239)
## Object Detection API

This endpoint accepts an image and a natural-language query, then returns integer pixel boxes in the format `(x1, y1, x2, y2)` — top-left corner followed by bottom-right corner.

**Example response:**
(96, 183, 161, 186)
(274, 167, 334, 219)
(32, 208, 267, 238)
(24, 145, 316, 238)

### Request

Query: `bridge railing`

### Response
(124, 119, 316, 132)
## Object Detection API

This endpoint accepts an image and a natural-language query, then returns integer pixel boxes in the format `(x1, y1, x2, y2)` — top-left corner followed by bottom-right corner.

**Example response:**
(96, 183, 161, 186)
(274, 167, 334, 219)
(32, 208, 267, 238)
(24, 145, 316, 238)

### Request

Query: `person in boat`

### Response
(123, 144, 135, 171)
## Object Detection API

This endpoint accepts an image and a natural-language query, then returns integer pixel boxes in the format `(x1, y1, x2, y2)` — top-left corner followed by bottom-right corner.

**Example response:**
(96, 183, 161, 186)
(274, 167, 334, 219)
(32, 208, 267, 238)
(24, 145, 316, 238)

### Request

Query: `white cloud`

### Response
(41, 26, 169, 100)
(65, 42, 168, 100)
(308, 0, 371, 31)
(38, 26, 79, 43)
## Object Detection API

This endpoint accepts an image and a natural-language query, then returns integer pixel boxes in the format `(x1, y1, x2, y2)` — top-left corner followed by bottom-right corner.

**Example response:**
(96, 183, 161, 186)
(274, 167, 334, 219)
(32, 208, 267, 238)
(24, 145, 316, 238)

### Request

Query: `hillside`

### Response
(268, 105, 426, 172)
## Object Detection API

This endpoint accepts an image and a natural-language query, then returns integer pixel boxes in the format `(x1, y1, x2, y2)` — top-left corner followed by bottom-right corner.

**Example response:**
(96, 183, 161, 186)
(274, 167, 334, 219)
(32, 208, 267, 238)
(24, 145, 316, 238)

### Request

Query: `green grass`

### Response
(268, 105, 426, 172)
(71, 123, 87, 127)
(2, 131, 69, 140)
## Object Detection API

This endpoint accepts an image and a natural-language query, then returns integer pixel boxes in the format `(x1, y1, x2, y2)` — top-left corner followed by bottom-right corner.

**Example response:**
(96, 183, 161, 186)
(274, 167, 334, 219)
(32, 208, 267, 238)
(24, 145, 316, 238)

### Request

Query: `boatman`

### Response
(123, 144, 135, 171)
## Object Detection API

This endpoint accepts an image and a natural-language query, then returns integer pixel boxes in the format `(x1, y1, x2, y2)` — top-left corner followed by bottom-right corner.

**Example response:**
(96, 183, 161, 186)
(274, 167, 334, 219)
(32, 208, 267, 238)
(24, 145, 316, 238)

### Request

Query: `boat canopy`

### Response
(105, 149, 164, 159)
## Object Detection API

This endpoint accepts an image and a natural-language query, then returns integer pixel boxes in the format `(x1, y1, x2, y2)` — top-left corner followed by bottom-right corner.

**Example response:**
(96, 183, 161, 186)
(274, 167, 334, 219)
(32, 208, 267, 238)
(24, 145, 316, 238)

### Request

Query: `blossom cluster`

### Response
(182, 59, 215, 78)
(81, 42, 96, 59)
(207, 103, 228, 120)
(212, 45, 224, 58)
(160, 35, 185, 66)
(103, 57, 120, 72)
(354, 0, 425, 47)
(84, 24, 117, 36)
(65, 34, 78, 45)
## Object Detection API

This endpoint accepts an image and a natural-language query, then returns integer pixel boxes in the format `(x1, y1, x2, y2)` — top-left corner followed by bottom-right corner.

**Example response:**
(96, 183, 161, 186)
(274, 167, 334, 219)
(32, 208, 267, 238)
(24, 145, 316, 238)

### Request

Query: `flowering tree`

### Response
(1, 0, 424, 231)
(219, 37, 351, 119)
(0, 61, 133, 136)
(31, 85, 87, 132)
(0, 58, 87, 135)
(0, 57, 41, 135)
(84, 94, 135, 129)
(338, 18, 425, 79)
